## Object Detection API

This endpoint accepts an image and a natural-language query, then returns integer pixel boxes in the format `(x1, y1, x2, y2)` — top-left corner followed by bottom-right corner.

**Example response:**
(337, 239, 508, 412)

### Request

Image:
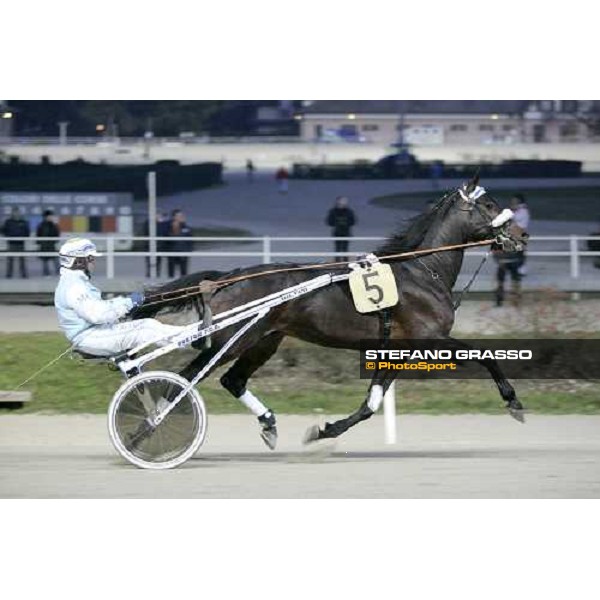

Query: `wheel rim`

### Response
(113, 375, 202, 466)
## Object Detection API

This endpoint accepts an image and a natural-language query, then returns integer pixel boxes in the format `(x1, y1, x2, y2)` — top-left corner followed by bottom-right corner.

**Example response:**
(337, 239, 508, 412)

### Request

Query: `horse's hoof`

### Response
(508, 406, 526, 423)
(302, 425, 321, 445)
(260, 426, 278, 450)
(258, 410, 277, 450)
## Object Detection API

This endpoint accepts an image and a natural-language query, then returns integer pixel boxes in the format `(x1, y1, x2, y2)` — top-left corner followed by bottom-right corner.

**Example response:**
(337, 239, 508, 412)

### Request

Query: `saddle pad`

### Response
(348, 263, 399, 313)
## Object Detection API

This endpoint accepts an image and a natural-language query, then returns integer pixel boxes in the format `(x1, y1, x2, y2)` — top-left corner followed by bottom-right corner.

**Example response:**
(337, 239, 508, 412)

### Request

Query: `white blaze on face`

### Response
(491, 208, 514, 228)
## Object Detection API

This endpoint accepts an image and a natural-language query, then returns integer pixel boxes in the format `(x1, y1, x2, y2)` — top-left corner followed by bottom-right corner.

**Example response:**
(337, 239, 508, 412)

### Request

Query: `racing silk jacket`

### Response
(54, 268, 134, 342)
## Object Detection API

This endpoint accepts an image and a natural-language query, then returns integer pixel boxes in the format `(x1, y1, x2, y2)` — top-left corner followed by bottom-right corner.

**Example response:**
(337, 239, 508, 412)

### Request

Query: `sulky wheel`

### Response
(108, 371, 207, 470)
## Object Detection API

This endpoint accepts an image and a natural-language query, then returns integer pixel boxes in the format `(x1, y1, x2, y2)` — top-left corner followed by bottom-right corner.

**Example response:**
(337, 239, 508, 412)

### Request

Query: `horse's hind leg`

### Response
(220, 331, 285, 450)
(304, 372, 397, 443)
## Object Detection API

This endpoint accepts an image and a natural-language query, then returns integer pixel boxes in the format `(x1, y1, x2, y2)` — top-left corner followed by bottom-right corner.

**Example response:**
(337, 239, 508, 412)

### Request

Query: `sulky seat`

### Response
(71, 349, 129, 370)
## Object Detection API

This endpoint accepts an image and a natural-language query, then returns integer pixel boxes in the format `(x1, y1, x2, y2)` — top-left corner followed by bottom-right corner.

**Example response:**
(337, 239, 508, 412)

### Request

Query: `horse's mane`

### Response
(377, 190, 457, 255)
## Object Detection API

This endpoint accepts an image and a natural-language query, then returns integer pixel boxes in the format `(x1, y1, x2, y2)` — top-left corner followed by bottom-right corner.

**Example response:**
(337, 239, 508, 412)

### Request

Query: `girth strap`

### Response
(379, 307, 393, 348)
(193, 288, 214, 350)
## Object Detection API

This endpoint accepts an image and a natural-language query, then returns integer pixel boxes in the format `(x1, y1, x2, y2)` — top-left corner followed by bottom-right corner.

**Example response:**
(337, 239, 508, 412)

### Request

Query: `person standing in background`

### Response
(493, 193, 529, 307)
(168, 209, 193, 278)
(2, 207, 30, 279)
(326, 196, 356, 262)
(493, 248, 523, 307)
(275, 166, 289, 193)
(246, 159, 255, 183)
(587, 216, 600, 269)
(510, 194, 530, 276)
(36, 209, 61, 277)
(430, 161, 443, 190)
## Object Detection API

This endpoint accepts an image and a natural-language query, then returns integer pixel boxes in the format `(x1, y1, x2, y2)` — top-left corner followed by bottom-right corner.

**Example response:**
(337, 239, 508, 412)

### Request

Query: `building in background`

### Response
(297, 100, 598, 145)
(206, 100, 300, 137)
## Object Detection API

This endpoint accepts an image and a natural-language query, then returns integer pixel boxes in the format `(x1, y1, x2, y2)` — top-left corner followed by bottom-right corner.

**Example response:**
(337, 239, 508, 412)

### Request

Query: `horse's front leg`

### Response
(303, 371, 396, 443)
(445, 336, 525, 422)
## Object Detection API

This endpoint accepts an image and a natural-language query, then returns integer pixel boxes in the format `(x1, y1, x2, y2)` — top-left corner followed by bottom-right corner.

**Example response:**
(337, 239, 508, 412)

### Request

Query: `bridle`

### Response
(413, 184, 523, 308)
(457, 184, 521, 251)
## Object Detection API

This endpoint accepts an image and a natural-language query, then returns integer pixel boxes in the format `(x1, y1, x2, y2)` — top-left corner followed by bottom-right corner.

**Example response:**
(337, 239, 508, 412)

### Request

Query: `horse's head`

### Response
(454, 174, 528, 252)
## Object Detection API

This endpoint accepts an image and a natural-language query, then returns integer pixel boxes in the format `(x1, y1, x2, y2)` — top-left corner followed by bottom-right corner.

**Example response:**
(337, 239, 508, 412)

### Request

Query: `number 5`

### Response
(362, 271, 384, 305)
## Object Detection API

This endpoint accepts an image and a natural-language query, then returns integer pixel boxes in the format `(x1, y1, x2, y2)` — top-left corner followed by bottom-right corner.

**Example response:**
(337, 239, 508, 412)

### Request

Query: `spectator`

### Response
(587, 219, 600, 269)
(510, 194, 530, 230)
(246, 159, 255, 183)
(2, 207, 30, 279)
(36, 209, 61, 277)
(275, 166, 289, 193)
(168, 209, 193, 278)
(493, 248, 523, 307)
(430, 161, 443, 190)
(326, 196, 356, 262)
(143, 212, 169, 278)
(509, 194, 530, 276)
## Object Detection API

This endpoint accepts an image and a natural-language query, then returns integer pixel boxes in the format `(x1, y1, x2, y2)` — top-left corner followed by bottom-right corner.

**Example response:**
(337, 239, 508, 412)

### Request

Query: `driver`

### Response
(54, 238, 186, 357)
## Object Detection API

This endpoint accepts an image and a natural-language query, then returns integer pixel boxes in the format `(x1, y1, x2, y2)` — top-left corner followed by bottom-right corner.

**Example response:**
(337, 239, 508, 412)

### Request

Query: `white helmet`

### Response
(59, 238, 103, 268)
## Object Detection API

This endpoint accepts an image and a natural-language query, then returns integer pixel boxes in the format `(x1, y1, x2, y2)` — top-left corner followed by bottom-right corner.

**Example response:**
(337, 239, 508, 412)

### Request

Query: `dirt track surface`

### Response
(1, 414, 599, 498)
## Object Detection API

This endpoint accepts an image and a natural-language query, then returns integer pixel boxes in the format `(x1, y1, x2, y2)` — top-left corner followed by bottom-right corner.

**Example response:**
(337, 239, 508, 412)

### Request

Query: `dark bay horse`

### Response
(132, 177, 528, 449)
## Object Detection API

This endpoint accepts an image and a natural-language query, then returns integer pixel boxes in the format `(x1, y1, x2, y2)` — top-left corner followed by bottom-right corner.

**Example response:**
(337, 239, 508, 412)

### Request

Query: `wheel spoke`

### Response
(110, 372, 206, 469)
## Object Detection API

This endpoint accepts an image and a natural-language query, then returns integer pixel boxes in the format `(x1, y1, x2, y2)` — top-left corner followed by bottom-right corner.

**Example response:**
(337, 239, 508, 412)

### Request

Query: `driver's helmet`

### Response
(59, 238, 103, 268)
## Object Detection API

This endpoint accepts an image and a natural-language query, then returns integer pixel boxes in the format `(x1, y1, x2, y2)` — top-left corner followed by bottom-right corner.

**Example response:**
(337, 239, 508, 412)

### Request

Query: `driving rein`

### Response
(142, 237, 497, 308)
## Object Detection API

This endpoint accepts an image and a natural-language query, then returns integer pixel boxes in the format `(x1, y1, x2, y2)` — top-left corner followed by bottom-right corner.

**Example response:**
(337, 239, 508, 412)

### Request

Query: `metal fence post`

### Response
(148, 171, 157, 276)
(570, 235, 580, 279)
(263, 236, 271, 264)
(106, 237, 115, 279)
(383, 381, 397, 444)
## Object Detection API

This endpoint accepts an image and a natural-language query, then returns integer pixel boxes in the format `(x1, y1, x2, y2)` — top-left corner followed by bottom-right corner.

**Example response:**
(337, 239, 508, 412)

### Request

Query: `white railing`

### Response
(1, 235, 600, 280)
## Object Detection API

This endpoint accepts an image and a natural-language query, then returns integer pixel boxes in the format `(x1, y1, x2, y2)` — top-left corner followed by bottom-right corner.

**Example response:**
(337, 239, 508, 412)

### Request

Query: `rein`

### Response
(142, 238, 496, 308)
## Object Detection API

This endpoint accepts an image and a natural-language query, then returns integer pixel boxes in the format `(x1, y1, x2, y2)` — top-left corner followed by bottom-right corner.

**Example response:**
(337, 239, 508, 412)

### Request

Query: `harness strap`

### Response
(201, 290, 213, 350)
(380, 308, 393, 348)
(453, 251, 490, 310)
(193, 290, 214, 350)
(369, 308, 394, 391)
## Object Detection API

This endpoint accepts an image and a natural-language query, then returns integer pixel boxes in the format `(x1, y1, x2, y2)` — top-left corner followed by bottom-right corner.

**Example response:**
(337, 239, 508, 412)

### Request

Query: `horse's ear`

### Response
(465, 168, 480, 193)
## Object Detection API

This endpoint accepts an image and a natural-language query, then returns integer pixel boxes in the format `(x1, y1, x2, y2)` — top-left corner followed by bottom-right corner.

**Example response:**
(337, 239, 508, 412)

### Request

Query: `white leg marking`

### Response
(239, 389, 268, 417)
(367, 384, 384, 412)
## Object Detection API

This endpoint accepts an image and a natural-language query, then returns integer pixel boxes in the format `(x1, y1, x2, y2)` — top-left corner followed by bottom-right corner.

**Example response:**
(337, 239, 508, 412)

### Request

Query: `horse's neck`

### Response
(417, 217, 467, 291)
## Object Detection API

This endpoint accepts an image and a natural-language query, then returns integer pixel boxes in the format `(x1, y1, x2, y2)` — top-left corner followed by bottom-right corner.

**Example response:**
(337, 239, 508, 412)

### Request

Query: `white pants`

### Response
(74, 318, 186, 357)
